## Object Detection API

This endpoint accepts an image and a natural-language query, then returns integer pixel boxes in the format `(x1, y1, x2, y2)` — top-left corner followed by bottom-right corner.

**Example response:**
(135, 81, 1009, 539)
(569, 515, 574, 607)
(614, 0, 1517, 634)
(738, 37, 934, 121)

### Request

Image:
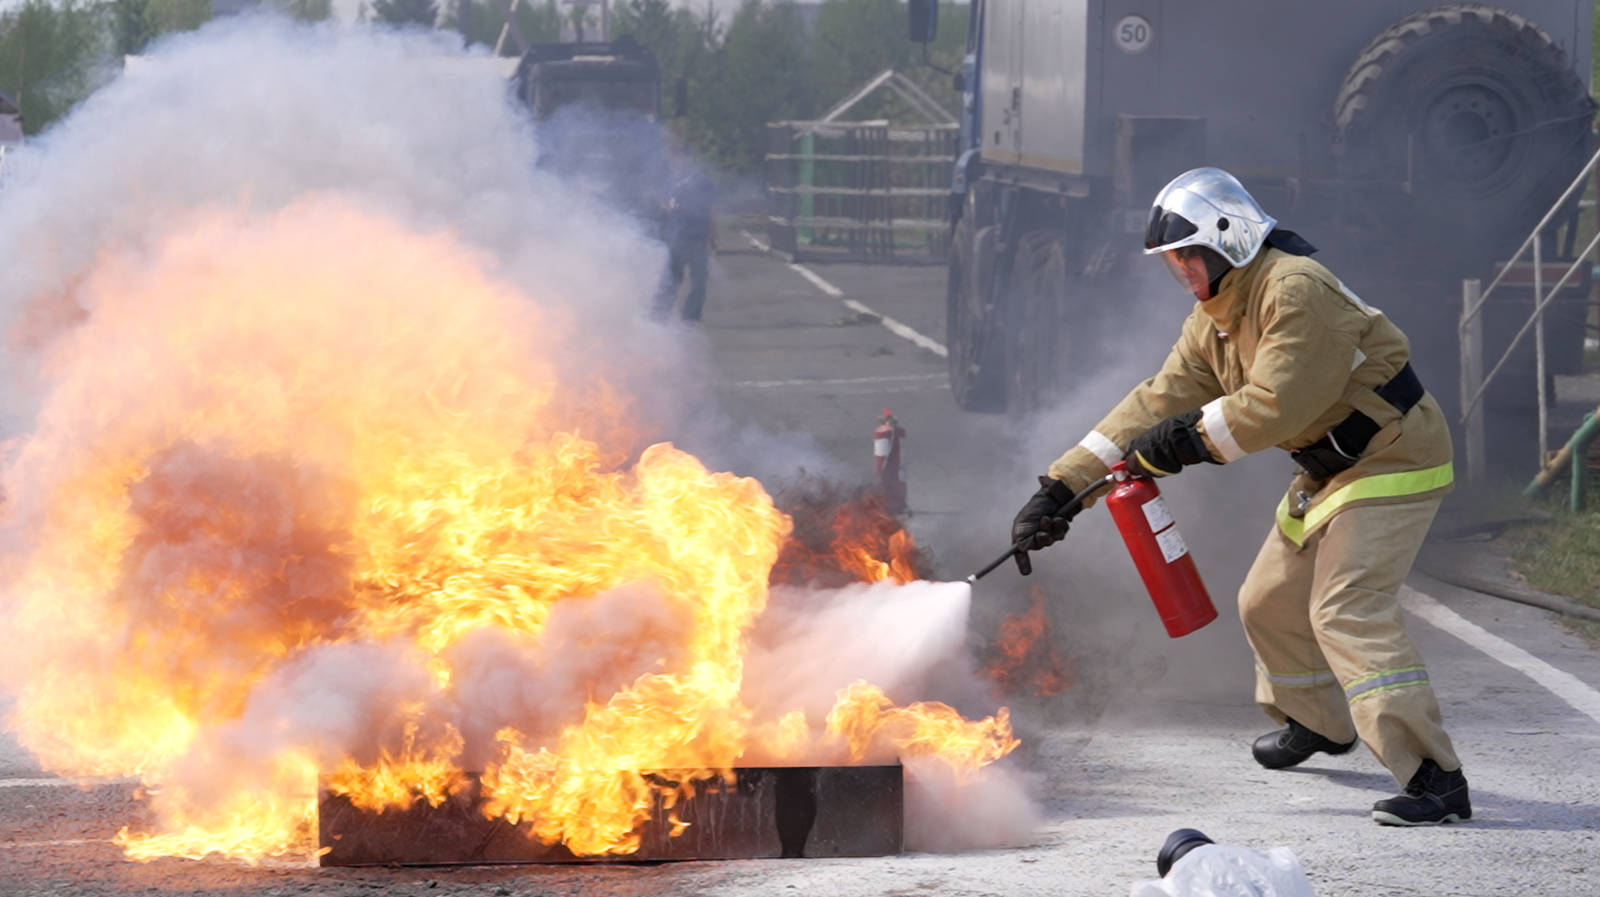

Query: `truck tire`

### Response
(946, 213, 1007, 412)
(1006, 229, 1069, 413)
(1333, 4, 1592, 241)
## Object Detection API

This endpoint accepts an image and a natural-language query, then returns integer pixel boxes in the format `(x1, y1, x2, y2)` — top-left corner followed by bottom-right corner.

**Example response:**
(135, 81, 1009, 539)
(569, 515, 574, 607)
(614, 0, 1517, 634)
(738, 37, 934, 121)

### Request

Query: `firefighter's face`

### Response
(1160, 250, 1215, 300)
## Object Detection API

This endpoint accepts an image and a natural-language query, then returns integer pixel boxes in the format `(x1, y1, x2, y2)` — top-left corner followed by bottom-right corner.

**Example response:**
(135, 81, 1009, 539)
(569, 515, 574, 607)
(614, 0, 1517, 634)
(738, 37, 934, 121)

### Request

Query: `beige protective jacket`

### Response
(1047, 247, 1453, 544)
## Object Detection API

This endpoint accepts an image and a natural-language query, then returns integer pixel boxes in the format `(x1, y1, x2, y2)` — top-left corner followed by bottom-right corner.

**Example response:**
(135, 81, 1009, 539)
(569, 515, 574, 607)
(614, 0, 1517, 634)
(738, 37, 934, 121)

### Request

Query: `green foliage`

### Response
(0, 0, 110, 135)
(285, 0, 334, 23)
(811, 0, 906, 117)
(111, 0, 153, 55)
(373, 0, 439, 27)
(689, 0, 812, 174)
(145, 0, 210, 36)
(611, 0, 714, 120)
(0, 0, 971, 172)
(449, 0, 559, 54)
(1507, 512, 1600, 606)
(632, 0, 967, 173)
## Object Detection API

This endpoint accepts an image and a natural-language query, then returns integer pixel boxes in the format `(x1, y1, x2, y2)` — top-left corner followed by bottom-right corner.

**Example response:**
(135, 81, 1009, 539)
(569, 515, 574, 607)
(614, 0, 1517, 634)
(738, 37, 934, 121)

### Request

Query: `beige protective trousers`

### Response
(1238, 496, 1460, 785)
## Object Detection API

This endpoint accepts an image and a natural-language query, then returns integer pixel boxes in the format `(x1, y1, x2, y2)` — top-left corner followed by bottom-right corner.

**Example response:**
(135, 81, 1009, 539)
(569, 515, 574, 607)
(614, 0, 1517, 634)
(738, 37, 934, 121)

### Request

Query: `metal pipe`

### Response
(1570, 411, 1597, 512)
(1522, 404, 1600, 501)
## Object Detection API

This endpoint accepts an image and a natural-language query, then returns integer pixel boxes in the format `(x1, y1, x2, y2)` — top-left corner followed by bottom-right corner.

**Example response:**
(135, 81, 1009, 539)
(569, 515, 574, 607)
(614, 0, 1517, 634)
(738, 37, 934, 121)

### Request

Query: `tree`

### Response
(611, 0, 714, 120)
(144, 0, 211, 40)
(284, 0, 334, 22)
(810, 0, 907, 116)
(692, 0, 812, 173)
(372, 0, 439, 27)
(0, 0, 109, 135)
(448, 0, 560, 53)
(111, 0, 154, 56)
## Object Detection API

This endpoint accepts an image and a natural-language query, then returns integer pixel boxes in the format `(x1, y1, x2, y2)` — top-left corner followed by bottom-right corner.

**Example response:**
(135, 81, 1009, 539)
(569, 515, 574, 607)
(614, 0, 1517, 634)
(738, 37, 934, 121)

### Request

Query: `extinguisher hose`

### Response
(965, 474, 1116, 583)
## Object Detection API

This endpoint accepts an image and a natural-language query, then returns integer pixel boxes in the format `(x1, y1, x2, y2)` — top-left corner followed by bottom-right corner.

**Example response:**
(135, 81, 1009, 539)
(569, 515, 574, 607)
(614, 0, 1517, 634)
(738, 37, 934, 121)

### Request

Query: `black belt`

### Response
(1290, 362, 1424, 481)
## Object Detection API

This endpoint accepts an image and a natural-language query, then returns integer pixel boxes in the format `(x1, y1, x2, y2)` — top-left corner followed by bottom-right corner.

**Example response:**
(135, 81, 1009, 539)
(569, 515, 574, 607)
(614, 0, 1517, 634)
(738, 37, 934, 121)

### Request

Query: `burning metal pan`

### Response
(318, 765, 903, 866)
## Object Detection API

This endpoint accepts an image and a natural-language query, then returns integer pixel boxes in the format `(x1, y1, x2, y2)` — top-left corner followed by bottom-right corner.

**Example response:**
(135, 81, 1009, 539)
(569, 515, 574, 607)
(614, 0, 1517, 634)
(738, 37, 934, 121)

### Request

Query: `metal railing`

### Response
(764, 120, 958, 263)
(1458, 142, 1600, 480)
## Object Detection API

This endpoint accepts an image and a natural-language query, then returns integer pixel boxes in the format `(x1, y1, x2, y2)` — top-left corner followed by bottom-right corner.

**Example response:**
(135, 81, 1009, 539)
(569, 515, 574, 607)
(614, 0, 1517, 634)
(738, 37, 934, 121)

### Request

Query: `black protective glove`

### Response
(1125, 408, 1214, 478)
(1010, 476, 1080, 575)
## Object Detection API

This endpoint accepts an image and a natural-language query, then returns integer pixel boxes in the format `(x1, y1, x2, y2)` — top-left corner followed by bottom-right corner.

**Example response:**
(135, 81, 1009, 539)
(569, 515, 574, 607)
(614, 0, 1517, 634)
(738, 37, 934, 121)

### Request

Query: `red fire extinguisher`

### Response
(874, 408, 906, 515)
(1103, 461, 1218, 638)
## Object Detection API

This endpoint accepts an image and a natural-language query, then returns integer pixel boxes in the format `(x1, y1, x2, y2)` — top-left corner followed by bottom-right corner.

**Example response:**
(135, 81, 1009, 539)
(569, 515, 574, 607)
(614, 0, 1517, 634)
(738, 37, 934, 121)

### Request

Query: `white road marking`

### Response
(741, 229, 772, 253)
(1401, 585, 1600, 727)
(728, 374, 946, 388)
(741, 230, 950, 358)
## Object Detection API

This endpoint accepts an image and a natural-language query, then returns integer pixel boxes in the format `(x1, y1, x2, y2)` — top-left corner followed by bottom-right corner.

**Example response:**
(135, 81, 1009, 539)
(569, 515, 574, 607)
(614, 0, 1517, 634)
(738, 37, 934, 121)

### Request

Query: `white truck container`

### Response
(924, 1, 1595, 474)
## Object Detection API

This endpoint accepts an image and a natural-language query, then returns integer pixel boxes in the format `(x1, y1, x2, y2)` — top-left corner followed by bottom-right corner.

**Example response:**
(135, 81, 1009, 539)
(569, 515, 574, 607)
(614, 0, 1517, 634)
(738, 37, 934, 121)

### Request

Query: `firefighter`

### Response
(1012, 168, 1468, 826)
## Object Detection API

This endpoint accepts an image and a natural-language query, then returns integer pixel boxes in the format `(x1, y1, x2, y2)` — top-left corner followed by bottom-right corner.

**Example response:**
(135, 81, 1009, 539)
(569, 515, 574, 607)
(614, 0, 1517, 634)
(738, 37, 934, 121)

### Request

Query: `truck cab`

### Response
(514, 37, 662, 122)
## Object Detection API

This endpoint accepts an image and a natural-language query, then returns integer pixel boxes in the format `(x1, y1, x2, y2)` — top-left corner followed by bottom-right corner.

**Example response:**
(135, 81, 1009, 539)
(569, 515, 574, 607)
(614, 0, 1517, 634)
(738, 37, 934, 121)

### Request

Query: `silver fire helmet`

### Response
(1142, 168, 1276, 268)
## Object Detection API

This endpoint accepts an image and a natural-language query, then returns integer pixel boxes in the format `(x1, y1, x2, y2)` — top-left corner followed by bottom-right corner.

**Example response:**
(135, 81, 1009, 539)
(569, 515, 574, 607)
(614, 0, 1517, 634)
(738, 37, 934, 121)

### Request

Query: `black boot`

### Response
(1251, 718, 1357, 770)
(1371, 759, 1471, 826)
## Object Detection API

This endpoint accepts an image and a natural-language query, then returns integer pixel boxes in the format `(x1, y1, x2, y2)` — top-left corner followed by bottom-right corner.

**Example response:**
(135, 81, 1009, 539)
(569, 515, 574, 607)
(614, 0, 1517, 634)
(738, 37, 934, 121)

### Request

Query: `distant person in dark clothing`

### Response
(653, 153, 716, 322)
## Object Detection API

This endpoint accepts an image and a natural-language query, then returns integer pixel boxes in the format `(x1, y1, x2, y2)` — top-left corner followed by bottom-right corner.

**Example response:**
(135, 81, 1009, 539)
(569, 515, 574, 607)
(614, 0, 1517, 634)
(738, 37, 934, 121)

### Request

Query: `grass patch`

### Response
(1503, 512, 1600, 607)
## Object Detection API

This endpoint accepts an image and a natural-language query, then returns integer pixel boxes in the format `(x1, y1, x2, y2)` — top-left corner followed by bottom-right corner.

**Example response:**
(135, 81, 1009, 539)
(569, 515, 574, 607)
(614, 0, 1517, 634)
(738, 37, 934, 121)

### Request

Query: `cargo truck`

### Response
(913, 1, 1595, 474)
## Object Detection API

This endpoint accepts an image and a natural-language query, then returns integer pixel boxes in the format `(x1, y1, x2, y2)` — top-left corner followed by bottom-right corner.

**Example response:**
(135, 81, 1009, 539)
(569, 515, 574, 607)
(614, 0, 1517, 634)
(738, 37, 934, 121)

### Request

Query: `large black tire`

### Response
(1005, 229, 1069, 413)
(1334, 4, 1593, 242)
(1333, 5, 1593, 479)
(946, 213, 1007, 412)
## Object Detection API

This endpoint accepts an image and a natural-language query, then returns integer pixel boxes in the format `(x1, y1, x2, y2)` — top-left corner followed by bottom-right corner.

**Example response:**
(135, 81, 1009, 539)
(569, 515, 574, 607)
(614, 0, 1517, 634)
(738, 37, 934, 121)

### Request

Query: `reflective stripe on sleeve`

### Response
(1078, 430, 1122, 469)
(1261, 667, 1339, 689)
(1276, 462, 1454, 546)
(1200, 398, 1246, 462)
(1345, 666, 1429, 703)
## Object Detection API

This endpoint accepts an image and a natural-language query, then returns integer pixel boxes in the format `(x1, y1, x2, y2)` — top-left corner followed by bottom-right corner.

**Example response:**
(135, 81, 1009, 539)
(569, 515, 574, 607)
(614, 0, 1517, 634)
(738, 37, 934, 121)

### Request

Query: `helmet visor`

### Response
(1159, 250, 1207, 295)
(1145, 207, 1199, 251)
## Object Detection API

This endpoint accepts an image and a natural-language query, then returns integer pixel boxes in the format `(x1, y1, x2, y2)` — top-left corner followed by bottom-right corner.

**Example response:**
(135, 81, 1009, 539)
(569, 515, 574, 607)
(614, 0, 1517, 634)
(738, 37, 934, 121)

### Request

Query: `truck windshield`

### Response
(534, 79, 658, 118)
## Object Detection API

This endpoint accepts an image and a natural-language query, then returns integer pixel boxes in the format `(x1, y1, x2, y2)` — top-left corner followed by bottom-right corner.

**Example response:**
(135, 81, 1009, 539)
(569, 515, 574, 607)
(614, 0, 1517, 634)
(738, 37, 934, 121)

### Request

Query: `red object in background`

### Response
(1103, 462, 1217, 638)
(873, 408, 906, 515)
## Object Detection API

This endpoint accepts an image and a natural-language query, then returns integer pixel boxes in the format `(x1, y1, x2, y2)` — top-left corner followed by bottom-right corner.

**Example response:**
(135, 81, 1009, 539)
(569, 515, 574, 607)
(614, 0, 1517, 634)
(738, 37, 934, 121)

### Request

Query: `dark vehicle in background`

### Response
(514, 37, 662, 120)
(514, 37, 669, 225)
(914, 0, 1595, 475)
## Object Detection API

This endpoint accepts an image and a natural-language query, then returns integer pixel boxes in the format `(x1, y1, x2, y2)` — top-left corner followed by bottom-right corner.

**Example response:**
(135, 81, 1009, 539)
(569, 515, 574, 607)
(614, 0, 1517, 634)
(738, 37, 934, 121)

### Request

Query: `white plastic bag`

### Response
(1130, 844, 1317, 897)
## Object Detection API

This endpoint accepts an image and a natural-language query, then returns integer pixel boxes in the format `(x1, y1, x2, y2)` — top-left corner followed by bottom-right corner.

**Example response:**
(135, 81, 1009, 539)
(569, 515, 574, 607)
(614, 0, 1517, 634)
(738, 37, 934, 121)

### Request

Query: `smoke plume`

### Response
(0, 16, 1031, 861)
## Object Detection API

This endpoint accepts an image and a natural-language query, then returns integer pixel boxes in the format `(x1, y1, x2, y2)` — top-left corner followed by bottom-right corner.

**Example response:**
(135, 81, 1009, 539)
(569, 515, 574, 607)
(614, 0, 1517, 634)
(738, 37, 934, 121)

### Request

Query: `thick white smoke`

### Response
(0, 15, 1032, 858)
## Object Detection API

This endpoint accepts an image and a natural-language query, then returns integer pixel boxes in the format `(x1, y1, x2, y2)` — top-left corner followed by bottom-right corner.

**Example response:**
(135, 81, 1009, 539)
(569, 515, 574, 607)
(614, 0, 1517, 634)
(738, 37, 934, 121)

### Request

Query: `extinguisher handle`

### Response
(963, 474, 1115, 585)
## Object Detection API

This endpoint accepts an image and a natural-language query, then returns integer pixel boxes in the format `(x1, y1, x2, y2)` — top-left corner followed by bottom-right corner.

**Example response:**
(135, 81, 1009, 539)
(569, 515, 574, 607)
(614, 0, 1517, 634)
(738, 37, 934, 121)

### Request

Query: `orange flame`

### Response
(0, 198, 1016, 863)
(826, 682, 1018, 777)
(983, 587, 1072, 697)
(771, 482, 925, 587)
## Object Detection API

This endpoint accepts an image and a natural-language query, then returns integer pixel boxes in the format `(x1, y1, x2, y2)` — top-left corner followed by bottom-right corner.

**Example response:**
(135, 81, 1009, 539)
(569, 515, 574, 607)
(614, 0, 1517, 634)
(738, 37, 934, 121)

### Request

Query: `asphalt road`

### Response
(3, 236, 1600, 896)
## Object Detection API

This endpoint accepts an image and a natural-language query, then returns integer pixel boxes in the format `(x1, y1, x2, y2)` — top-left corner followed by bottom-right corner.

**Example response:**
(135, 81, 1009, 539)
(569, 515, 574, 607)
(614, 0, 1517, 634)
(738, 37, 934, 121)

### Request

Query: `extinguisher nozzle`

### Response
(966, 544, 1028, 583)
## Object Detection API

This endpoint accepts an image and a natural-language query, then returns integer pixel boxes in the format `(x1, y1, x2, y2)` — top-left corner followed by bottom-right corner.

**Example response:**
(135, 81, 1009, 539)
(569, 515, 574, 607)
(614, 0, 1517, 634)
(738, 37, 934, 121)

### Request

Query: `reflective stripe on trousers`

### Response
(1345, 665, 1430, 703)
(1276, 462, 1454, 546)
(1260, 667, 1339, 689)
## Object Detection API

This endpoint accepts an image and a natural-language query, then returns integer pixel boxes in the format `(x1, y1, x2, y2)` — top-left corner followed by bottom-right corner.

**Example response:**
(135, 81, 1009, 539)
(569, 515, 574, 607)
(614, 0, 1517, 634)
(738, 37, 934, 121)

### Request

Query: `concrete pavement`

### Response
(2, 238, 1599, 895)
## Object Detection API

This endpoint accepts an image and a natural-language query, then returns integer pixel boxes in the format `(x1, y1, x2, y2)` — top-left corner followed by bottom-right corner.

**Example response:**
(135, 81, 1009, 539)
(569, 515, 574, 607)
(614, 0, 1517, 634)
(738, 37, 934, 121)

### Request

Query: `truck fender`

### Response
(951, 148, 984, 197)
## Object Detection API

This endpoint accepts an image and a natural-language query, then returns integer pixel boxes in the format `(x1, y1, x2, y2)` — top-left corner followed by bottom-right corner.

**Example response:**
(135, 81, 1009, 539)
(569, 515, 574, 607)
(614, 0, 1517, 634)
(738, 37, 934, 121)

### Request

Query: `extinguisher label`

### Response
(1155, 527, 1189, 564)
(1141, 497, 1175, 533)
(874, 437, 891, 457)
